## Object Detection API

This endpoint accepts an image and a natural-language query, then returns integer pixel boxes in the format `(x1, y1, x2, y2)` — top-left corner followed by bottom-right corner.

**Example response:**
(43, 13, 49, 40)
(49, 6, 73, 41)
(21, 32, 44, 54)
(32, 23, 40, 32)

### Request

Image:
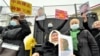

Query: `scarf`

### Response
(70, 30, 80, 51)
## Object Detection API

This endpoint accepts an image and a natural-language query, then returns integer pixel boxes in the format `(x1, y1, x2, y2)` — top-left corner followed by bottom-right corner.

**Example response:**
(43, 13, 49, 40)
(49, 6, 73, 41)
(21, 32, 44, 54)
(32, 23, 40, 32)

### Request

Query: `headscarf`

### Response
(49, 30, 60, 46)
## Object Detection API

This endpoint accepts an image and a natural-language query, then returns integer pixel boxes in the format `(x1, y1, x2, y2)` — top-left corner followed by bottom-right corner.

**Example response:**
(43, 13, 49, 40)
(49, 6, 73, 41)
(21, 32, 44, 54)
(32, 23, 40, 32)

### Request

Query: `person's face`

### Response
(93, 21, 100, 29)
(19, 12, 25, 19)
(60, 38, 69, 51)
(70, 19, 80, 26)
(83, 4, 89, 13)
(51, 32, 58, 42)
(12, 19, 20, 25)
(38, 8, 44, 16)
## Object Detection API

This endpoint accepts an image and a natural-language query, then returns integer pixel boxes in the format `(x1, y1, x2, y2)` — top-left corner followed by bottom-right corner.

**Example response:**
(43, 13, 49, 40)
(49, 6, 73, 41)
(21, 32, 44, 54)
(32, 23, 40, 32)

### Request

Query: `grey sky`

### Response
(0, 0, 99, 16)
(23, 0, 100, 7)
(0, 0, 99, 7)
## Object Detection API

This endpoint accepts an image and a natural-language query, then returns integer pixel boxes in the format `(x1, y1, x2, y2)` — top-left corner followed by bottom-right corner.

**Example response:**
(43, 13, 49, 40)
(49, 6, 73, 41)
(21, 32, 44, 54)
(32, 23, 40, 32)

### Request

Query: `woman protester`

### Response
(65, 18, 99, 56)
(91, 21, 100, 52)
(0, 13, 31, 56)
(32, 30, 59, 56)
(32, 30, 75, 56)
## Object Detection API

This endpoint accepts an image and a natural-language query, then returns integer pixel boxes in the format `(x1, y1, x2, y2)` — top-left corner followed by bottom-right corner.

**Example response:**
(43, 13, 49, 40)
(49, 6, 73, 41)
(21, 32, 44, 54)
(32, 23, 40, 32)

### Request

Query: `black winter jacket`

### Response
(0, 20, 31, 56)
(65, 29, 100, 56)
(91, 29, 100, 52)
(35, 41, 58, 56)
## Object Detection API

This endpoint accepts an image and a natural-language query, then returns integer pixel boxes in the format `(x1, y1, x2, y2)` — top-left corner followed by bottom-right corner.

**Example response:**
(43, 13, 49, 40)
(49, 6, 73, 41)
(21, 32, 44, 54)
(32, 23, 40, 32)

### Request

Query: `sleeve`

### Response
(35, 21, 45, 32)
(57, 20, 67, 31)
(0, 26, 4, 34)
(19, 20, 31, 39)
(86, 30, 100, 56)
(83, 22, 91, 32)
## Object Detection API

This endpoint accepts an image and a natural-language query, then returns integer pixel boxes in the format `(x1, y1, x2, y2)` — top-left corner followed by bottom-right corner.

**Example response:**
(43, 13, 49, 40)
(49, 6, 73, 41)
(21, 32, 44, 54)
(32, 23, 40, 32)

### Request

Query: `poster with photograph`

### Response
(59, 34, 73, 56)
(35, 7, 46, 21)
(79, 2, 90, 14)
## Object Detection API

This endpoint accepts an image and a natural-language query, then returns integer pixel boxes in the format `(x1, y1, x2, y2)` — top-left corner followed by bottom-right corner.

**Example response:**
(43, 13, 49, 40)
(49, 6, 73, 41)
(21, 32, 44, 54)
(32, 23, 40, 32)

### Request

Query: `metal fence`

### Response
(0, 3, 83, 17)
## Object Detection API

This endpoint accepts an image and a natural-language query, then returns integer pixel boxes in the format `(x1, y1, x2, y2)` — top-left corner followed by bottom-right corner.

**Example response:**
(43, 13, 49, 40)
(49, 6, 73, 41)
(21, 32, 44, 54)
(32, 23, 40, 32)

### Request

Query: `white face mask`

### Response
(9, 20, 18, 26)
(70, 24, 79, 30)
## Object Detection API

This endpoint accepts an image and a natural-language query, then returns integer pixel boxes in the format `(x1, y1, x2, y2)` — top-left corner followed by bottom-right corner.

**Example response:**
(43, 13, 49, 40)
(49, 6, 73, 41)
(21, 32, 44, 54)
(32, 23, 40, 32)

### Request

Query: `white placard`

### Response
(59, 34, 73, 56)
(1, 43, 19, 51)
(36, 15, 45, 21)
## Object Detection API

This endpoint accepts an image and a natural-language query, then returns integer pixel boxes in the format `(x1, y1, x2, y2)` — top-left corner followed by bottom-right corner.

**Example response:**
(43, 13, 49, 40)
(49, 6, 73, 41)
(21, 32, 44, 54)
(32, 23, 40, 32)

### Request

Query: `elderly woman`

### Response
(92, 21, 100, 36)
(32, 30, 59, 56)
(32, 30, 75, 56)
(65, 18, 99, 56)
(91, 21, 100, 52)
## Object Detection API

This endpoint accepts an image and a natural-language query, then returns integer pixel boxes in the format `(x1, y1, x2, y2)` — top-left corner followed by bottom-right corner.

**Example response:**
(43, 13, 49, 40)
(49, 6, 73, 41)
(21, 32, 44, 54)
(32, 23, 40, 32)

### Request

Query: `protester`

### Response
(32, 30, 75, 56)
(65, 18, 100, 56)
(91, 21, 100, 52)
(34, 7, 68, 44)
(32, 30, 59, 56)
(0, 13, 31, 56)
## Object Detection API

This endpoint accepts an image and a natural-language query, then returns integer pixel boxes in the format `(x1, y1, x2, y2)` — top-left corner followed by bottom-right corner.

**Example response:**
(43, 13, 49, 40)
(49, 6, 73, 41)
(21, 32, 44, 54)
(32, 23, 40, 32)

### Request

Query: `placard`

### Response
(59, 34, 73, 56)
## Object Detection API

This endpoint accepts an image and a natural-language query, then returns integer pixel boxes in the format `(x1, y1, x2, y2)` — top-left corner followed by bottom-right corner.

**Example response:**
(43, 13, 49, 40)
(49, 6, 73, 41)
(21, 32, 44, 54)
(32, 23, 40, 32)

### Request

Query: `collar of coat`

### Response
(45, 41, 58, 47)
(64, 28, 84, 36)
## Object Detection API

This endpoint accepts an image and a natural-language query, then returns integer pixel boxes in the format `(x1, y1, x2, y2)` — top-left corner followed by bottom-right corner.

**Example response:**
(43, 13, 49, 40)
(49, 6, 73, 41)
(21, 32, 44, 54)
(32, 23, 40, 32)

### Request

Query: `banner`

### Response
(55, 9, 68, 20)
(10, 0, 32, 15)
(59, 34, 73, 56)
(80, 2, 90, 14)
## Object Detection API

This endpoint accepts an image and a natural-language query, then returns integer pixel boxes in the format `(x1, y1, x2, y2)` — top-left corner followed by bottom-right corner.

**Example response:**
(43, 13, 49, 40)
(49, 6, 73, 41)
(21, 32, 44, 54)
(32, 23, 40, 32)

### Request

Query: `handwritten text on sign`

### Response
(10, 0, 32, 15)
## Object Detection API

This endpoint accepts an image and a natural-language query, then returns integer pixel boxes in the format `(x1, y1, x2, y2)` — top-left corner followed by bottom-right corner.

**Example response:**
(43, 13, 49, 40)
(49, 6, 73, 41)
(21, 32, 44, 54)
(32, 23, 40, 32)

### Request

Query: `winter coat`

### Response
(42, 41, 58, 56)
(65, 29, 100, 56)
(91, 28, 100, 52)
(83, 22, 91, 32)
(0, 20, 31, 56)
(35, 30, 60, 56)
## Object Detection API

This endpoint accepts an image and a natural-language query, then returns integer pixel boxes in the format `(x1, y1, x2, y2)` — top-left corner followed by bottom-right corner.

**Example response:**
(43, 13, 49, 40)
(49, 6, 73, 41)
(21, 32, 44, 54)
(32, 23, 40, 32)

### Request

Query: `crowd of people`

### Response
(0, 7, 100, 56)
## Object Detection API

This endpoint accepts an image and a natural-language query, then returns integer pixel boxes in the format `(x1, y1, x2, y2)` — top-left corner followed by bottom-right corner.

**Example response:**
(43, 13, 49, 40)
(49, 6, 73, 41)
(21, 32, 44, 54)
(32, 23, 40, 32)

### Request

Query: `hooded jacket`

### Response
(91, 28, 100, 52)
(35, 30, 60, 56)
(43, 30, 60, 56)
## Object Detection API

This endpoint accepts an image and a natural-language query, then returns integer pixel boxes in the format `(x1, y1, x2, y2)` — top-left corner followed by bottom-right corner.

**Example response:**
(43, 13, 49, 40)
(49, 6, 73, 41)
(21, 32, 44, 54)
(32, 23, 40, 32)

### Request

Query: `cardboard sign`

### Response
(10, 0, 32, 15)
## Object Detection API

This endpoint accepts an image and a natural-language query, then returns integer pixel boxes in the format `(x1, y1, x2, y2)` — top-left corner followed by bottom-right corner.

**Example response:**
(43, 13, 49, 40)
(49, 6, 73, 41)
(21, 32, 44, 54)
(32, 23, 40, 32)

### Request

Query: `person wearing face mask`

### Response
(91, 21, 100, 52)
(33, 30, 59, 56)
(32, 30, 59, 56)
(9, 16, 20, 26)
(65, 18, 100, 56)
(32, 30, 75, 56)
(0, 14, 31, 56)
(34, 7, 68, 44)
